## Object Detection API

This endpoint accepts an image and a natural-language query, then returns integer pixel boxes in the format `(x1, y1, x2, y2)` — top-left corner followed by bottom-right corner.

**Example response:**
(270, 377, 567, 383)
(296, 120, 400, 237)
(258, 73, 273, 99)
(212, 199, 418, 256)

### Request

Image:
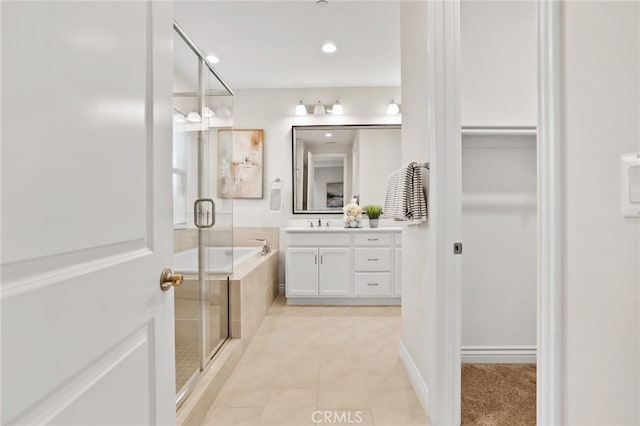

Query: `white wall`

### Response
(357, 128, 402, 207)
(399, 0, 432, 412)
(458, 0, 537, 358)
(231, 87, 401, 281)
(461, 135, 537, 354)
(561, 2, 640, 424)
(461, 0, 537, 127)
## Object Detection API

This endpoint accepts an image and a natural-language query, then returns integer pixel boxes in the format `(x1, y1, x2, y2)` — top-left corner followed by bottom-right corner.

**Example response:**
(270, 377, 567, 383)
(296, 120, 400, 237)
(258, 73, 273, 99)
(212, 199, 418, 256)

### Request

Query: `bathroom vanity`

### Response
(284, 227, 402, 305)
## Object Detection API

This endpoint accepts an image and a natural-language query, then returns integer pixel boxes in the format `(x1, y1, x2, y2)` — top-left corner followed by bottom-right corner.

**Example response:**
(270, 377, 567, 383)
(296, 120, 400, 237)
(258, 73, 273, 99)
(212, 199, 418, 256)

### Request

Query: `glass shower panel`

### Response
(172, 21, 234, 407)
(172, 30, 201, 398)
(203, 69, 234, 359)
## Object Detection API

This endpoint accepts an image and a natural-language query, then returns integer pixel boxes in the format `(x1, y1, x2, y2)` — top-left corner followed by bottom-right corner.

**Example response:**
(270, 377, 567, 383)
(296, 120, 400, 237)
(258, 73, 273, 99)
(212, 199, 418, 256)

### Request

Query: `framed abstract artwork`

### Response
(218, 129, 264, 199)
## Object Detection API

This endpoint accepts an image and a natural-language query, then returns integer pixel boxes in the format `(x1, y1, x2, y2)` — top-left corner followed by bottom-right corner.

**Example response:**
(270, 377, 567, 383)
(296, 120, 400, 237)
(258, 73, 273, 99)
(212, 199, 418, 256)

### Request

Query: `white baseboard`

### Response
(461, 346, 537, 364)
(399, 341, 430, 417)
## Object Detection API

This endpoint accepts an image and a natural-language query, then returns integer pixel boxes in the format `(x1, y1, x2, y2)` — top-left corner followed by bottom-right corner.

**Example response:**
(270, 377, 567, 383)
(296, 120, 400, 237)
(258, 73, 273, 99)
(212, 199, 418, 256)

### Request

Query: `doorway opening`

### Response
(460, 127, 537, 425)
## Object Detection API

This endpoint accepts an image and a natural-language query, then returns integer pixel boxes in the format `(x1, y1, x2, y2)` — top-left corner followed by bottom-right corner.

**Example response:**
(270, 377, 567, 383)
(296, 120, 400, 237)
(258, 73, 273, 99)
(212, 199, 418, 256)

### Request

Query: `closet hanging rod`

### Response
(461, 126, 537, 136)
(415, 162, 430, 169)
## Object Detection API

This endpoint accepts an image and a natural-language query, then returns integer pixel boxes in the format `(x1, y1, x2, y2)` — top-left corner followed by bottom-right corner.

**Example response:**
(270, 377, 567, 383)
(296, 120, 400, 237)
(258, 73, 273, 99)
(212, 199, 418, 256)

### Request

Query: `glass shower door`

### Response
(202, 71, 234, 361)
(172, 29, 201, 401)
(172, 23, 234, 406)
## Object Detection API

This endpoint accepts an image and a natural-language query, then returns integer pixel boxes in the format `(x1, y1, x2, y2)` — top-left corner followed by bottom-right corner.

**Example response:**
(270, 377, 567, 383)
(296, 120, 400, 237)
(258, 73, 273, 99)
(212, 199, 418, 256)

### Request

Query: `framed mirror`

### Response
(292, 124, 401, 214)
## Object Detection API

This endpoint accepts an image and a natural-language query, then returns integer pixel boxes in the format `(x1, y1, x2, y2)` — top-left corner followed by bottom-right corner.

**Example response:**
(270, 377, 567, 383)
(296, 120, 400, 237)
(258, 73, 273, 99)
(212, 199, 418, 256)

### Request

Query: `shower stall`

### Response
(171, 22, 235, 406)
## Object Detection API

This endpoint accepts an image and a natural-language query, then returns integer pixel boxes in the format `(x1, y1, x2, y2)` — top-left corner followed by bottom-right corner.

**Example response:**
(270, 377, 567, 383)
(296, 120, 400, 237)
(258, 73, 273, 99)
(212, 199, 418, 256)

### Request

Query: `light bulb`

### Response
(313, 101, 326, 116)
(295, 101, 307, 116)
(186, 111, 201, 122)
(322, 42, 337, 54)
(331, 100, 343, 115)
(173, 111, 186, 123)
(202, 107, 214, 118)
(216, 104, 231, 118)
(386, 100, 400, 115)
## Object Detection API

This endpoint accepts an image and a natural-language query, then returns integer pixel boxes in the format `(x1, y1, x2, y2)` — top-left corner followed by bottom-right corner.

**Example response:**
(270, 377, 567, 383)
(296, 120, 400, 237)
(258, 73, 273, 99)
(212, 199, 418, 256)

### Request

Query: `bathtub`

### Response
(173, 247, 261, 275)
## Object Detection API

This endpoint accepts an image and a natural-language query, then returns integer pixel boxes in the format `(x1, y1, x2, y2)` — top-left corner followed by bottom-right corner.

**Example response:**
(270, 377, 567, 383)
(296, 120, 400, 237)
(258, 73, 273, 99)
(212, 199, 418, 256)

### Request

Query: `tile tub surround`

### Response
(178, 250, 280, 426)
(174, 227, 280, 253)
(201, 295, 431, 426)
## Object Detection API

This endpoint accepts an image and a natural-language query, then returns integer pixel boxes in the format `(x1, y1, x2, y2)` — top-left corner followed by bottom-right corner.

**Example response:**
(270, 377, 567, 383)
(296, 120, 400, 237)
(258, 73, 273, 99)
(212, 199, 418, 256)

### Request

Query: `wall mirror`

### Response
(292, 125, 401, 214)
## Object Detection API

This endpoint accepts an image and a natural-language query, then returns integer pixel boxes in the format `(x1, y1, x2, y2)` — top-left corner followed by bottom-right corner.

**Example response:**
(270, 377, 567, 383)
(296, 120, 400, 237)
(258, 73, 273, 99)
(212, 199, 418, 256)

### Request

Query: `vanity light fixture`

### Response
(202, 106, 215, 118)
(216, 104, 231, 118)
(316, 0, 328, 7)
(206, 55, 220, 64)
(321, 42, 337, 54)
(313, 101, 326, 116)
(295, 101, 307, 116)
(173, 111, 186, 123)
(386, 100, 400, 115)
(330, 100, 343, 115)
(186, 111, 202, 123)
(325, 133, 332, 137)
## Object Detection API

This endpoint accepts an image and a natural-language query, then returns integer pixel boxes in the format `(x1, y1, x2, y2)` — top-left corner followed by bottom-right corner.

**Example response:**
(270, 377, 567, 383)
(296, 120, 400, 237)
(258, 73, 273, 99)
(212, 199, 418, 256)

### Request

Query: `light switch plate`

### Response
(621, 152, 640, 217)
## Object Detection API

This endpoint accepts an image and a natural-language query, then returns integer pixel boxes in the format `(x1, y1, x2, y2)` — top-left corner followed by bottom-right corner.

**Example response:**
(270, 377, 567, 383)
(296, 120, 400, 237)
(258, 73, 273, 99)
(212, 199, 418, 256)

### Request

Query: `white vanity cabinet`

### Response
(285, 228, 401, 305)
(286, 247, 351, 296)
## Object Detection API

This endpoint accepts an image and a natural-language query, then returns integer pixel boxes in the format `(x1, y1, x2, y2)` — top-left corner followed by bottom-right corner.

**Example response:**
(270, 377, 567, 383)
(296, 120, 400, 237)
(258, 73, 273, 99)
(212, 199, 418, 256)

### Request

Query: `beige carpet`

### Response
(461, 364, 536, 426)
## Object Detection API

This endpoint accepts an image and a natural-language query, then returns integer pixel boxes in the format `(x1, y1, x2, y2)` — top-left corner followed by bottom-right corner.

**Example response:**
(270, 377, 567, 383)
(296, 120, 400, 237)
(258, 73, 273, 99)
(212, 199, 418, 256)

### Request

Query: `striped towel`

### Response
(383, 162, 428, 224)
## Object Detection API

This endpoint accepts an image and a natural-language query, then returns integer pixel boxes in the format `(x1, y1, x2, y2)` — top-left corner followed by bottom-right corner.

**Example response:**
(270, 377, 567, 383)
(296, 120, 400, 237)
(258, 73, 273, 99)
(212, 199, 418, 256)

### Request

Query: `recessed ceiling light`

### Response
(321, 42, 337, 54)
(325, 133, 332, 137)
(206, 55, 220, 64)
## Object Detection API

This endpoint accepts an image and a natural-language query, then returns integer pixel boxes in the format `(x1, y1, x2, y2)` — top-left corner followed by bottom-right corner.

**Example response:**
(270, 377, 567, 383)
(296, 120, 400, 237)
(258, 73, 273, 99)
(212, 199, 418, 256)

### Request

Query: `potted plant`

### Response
(363, 205, 383, 228)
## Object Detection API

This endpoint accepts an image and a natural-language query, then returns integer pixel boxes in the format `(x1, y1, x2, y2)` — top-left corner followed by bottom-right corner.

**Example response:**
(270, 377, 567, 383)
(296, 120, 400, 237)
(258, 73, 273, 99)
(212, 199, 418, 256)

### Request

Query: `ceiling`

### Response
(173, 1, 401, 90)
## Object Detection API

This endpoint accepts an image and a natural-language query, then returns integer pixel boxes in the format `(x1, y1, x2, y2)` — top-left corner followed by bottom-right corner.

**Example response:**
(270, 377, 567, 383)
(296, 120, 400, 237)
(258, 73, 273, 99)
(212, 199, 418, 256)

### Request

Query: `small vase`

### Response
(349, 220, 358, 228)
(369, 219, 379, 228)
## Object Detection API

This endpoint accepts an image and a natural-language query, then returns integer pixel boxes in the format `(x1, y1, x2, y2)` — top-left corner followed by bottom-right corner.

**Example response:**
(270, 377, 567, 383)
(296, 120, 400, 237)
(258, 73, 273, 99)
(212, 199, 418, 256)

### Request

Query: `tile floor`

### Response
(201, 296, 431, 426)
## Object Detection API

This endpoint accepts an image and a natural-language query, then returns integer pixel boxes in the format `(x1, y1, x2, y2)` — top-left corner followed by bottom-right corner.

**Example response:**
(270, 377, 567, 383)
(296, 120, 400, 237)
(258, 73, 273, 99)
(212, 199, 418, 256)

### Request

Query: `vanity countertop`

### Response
(284, 226, 402, 233)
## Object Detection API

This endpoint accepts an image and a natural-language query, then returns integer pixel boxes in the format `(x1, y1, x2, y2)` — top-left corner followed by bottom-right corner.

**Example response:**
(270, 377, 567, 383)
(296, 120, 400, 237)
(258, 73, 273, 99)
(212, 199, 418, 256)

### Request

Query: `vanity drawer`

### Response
(354, 273, 392, 296)
(287, 233, 350, 247)
(354, 248, 392, 271)
(354, 233, 393, 246)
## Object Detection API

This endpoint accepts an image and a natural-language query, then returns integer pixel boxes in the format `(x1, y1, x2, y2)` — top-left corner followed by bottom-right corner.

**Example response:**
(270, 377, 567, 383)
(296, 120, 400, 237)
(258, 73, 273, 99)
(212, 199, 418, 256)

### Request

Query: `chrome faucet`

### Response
(318, 218, 322, 227)
(309, 221, 314, 228)
(249, 239, 271, 255)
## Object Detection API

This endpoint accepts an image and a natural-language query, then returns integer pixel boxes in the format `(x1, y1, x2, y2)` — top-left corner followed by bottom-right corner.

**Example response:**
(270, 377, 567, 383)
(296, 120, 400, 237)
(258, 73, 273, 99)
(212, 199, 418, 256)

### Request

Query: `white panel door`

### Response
(319, 248, 351, 296)
(286, 248, 319, 296)
(1, 2, 175, 425)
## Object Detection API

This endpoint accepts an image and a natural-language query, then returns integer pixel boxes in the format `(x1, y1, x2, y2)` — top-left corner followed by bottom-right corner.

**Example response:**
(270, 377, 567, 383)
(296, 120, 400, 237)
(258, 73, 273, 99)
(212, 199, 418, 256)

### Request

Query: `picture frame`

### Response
(218, 129, 264, 199)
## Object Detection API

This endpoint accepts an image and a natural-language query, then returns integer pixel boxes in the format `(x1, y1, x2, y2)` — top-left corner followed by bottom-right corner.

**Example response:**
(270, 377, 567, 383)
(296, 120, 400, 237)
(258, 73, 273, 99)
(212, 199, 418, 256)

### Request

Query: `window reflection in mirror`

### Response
(292, 125, 401, 214)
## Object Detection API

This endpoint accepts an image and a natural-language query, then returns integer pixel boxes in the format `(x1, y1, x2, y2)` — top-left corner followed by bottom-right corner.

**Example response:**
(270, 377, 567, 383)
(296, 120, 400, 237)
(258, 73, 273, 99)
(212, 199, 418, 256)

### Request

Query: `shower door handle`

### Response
(194, 198, 215, 228)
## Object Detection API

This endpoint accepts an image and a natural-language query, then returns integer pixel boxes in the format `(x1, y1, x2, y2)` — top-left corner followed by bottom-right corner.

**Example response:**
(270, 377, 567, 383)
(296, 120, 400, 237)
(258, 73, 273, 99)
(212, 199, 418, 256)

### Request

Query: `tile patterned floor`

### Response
(202, 296, 431, 426)
(176, 343, 199, 392)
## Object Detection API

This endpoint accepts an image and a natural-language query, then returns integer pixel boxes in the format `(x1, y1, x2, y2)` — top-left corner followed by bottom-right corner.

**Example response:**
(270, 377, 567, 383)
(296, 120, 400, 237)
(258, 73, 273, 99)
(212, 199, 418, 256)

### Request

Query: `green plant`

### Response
(363, 205, 383, 220)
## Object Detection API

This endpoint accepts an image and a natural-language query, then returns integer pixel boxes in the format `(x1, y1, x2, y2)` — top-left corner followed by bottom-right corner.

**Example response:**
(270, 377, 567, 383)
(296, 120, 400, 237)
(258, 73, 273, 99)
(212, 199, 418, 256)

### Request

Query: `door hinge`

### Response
(453, 242, 463, 255)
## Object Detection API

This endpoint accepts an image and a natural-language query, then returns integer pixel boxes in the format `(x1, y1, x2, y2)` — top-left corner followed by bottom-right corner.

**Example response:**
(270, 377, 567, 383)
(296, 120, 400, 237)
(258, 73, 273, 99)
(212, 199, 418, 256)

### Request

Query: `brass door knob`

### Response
(160, 268, 183, 292)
